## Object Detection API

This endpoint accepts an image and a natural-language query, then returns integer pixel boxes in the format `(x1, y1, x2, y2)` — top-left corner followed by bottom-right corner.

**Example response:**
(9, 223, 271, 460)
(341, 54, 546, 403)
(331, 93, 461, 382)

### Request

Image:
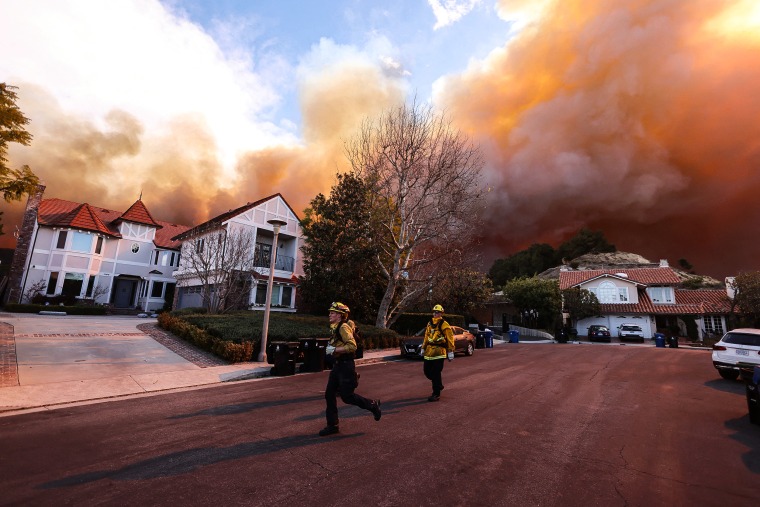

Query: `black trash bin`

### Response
(667, 335, 679, 348)
(475, 332, 486, 349)
(741, 364, 760, 425)
(270, 341, 298, 376)
(299, 337, 327, 373)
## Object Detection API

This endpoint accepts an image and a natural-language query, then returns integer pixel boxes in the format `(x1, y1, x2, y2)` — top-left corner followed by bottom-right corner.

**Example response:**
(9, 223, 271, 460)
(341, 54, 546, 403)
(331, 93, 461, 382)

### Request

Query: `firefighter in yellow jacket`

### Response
(319, 302, 381, 436)
(421, 304, 455, 401)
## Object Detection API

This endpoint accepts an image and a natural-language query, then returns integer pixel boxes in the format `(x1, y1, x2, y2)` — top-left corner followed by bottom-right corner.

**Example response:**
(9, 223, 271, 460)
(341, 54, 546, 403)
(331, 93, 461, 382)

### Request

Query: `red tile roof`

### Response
(596, 289, 732, 315)
(60, 203, 113, 236)
(118, 199, 161, 228)
(559, 268, 681, 289)
(37, 198, 190, 250)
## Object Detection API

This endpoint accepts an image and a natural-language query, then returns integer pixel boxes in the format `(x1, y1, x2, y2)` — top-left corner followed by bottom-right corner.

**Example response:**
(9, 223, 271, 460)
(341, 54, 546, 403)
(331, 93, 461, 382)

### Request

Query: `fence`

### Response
(491, 324, 554, 341)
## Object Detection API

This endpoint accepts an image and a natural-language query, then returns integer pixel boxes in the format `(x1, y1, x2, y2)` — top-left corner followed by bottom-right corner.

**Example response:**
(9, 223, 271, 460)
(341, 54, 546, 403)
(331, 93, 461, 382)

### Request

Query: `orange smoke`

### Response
(2, 61, 403, 246)
(436, 0, 760, 278)
(4, 0, 760, 281)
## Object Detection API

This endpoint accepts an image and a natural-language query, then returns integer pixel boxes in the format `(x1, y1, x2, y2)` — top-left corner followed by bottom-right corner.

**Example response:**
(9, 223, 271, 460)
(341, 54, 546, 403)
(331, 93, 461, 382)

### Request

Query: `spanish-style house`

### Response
(5, 185, 191, 311)
(559, 260, 733, 340)
(171, 194, 303, 312)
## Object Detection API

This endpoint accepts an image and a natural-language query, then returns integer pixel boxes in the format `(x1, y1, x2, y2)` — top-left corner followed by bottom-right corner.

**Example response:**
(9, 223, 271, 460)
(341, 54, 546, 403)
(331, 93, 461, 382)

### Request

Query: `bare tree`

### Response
(22, 280, 47, 303)
(345, 100, 485, 328)
(176, 228, 256, 314)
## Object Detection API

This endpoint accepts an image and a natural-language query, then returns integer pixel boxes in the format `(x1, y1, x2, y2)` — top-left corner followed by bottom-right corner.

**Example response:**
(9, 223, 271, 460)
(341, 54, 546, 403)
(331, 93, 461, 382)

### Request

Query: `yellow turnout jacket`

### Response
(422, 317, 454, 360)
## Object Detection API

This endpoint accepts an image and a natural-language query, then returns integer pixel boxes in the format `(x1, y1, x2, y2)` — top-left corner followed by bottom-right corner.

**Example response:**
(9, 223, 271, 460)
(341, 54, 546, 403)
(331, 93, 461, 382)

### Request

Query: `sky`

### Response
(1, 0, 760, 280)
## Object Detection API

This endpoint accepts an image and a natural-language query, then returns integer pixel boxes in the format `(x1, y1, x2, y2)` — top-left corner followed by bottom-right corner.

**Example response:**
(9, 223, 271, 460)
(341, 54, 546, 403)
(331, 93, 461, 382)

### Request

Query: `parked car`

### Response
(618, 324, 645, 343)
(400, 326, 476, 359)
(712, 328, 760, 380)
(588, 325, 611, 343)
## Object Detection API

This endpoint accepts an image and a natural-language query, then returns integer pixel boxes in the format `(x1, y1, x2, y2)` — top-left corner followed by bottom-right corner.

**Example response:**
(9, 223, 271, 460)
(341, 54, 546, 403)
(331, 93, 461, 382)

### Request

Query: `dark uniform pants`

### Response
(423, 358, 445, 395)
(325, 358, 373, 427)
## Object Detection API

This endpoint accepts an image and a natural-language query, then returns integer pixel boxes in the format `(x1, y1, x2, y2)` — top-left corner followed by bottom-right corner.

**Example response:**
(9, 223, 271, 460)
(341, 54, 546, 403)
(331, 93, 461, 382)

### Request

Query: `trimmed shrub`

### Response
(157, 311, 404, 362)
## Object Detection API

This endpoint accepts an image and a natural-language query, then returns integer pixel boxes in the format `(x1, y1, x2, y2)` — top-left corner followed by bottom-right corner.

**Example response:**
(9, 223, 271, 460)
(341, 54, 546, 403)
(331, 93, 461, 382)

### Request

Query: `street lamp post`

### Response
(258, 219, 287, 363)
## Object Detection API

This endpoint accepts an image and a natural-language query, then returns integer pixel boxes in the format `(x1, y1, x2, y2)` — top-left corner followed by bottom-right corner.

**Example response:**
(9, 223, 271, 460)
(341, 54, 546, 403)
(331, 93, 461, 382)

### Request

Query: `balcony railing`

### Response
(253, 253, 294, 272)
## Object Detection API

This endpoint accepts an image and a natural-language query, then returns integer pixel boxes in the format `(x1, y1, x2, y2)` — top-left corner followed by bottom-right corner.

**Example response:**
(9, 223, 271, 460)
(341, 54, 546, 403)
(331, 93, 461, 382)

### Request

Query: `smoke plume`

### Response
(3, 0, 760, 280)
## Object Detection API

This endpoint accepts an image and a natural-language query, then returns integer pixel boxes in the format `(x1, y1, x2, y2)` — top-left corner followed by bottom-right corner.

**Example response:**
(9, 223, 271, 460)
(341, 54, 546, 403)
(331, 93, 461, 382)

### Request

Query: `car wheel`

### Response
(464, 342, 474, 356)
(719, 369, 739, 381)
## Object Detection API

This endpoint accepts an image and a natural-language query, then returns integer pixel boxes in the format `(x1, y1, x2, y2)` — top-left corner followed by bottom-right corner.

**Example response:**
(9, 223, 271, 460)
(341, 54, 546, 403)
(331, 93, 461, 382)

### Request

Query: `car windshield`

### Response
(723, 332, 760, 347)
(622, 326, 641, 331)
(595, 326, 609, 331)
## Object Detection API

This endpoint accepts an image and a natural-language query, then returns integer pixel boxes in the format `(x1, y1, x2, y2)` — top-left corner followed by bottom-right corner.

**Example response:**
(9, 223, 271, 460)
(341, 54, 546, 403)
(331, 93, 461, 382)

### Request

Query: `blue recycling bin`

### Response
(654, 332, 666, 348)
(508, 330, 519, 343)
(484, 330, 493, 348)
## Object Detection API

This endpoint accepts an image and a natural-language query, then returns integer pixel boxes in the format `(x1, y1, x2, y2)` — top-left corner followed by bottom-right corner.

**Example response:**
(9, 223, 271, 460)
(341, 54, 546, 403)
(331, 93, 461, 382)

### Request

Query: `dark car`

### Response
(400, 326, 476, 359)
(588, 325, 612, 343)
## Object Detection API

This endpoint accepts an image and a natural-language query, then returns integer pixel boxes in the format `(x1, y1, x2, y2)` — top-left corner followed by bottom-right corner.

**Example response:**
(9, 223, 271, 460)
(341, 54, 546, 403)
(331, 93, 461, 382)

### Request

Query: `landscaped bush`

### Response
(158, 311, 404, 363)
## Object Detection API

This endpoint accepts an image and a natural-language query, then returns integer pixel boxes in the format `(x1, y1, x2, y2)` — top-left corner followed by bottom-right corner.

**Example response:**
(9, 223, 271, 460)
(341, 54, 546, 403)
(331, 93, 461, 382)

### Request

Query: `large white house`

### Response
(171, 193, 303, 312)
(559, 260, 733, 340)
(5, 185, 190, 311)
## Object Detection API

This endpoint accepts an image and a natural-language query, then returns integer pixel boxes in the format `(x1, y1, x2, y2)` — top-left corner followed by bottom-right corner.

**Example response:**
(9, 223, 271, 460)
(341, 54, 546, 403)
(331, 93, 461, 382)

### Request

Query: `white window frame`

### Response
(648, 287, 674, 304)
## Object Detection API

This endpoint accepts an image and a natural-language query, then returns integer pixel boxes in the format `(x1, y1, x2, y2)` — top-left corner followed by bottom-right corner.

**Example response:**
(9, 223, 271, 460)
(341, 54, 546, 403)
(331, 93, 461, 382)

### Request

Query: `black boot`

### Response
(319, 425, 340, 436)
(371, 400, 382, 421)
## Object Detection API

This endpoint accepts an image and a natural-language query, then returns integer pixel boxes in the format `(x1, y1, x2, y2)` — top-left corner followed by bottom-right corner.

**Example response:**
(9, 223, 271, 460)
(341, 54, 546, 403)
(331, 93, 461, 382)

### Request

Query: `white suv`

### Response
(618, 324, 645, 342)
(712, 328, 760, 380)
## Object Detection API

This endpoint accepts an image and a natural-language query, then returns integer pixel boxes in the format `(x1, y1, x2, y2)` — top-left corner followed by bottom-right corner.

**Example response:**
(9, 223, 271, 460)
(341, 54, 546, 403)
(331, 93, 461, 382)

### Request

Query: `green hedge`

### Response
(3, 303, 107, 315)
(159, 311, 404, 363)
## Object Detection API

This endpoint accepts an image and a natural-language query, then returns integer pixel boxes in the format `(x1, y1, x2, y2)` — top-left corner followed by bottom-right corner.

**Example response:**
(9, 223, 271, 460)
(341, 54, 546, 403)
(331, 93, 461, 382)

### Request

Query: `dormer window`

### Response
(588, 281, 629, 303)
(648, 286, 674, 304)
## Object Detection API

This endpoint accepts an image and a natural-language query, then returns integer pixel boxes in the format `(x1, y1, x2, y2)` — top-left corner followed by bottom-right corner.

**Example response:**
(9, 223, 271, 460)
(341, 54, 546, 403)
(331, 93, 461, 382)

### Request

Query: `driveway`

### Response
(0, 313, 198, 386)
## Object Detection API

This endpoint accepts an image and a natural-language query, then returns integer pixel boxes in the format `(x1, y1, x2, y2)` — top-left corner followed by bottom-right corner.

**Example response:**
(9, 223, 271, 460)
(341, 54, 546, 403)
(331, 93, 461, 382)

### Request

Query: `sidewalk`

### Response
(0, 350, 400, 417)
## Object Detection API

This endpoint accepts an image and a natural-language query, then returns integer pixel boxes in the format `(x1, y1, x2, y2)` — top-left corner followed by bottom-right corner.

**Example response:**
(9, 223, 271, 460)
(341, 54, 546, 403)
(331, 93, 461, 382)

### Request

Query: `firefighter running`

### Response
(319, 302, 381, 436)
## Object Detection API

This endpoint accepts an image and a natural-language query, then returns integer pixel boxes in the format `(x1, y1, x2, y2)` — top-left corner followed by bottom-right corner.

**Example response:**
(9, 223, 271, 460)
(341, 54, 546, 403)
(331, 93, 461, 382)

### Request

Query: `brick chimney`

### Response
(4, 184, 45, 304)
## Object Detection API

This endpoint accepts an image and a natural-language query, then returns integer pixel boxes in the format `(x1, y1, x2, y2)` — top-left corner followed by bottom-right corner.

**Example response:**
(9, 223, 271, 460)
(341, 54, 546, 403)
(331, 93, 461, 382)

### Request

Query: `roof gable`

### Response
(174, 193, 299, 240)
(61, 203, 114, 236)
(117, 199, 161, 228)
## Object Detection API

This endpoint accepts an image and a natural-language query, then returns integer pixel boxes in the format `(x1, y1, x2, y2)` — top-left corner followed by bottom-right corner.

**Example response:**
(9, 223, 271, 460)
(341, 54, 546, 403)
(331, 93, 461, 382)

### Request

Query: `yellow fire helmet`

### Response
(329, 302, 350, 315)
(432, 304, 444, 313)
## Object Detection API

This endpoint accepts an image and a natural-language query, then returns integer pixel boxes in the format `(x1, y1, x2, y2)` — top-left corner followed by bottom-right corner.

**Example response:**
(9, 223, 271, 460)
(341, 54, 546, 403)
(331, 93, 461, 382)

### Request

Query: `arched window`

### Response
(597, 281, 617, 303)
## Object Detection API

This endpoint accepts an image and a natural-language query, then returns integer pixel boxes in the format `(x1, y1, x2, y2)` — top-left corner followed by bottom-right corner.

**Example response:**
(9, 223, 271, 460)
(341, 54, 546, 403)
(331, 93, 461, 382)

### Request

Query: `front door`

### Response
(113, 279, 137, 308)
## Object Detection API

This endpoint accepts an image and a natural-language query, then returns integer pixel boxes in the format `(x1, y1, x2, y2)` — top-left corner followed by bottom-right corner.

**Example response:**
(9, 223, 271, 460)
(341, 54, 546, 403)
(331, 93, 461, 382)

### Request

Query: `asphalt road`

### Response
(1, 344, 758, 506)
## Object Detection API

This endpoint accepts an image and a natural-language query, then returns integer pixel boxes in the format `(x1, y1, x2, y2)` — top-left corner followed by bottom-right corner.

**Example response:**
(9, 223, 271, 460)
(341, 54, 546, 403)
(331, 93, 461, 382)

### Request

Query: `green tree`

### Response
(299, 172, 384, 323)
(678, 258, 693, 272)
(502, 277, 561, 330)
(430, 267, 493, 315)
(345, 100, 485, 328)
(488, 243, 555, 285)
(561, 288, 600, 325)
(1, 83, 40, 236)
(489, 228, 616, 285)
(555, 228, 616, 262)
(732, 271, 760, 327)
